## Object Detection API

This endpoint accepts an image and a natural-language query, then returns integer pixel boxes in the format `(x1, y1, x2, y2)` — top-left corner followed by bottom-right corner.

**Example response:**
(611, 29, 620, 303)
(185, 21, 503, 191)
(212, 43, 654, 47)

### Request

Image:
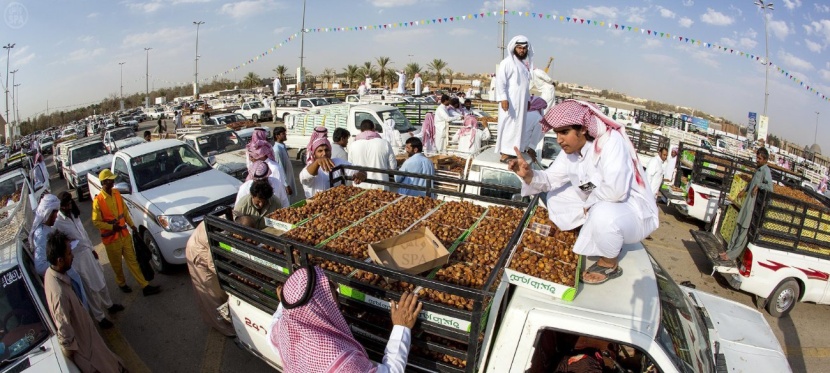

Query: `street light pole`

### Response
(815, 111, 820, 146)
(3, 43, 14, 142)
(145, 47, 152, 107)
(193, 21, 204, 98)
(754, 1, 774, 118)
(118, 62, 126, 110)
(12, 84, 19, 129)
(299, 0, 307, 94)
(9, 69, 17, 125)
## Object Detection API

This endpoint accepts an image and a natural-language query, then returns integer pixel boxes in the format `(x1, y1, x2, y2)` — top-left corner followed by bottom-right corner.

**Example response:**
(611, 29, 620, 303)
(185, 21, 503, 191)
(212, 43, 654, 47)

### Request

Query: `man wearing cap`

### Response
(495, 35, 534, 163)
(92, 169, 161, 296)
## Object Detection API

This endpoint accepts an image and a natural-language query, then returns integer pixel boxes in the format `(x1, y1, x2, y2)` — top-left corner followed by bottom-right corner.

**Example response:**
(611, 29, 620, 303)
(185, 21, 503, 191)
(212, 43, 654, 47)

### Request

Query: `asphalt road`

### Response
(45, 119, 829, 372)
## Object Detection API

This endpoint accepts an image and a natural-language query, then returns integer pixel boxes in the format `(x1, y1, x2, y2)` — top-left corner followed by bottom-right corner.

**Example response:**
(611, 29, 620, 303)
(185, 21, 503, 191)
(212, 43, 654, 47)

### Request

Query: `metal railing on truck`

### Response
(204, 168, 537, 373)
(625, 127, 669, 158)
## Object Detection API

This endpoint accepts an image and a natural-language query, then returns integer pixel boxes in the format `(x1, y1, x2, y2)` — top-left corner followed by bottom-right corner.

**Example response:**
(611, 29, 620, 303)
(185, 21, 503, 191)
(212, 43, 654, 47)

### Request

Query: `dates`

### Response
(305, 216, 352, 237)
(486, 206, 524, 221)
(342, 225, 399, 243)
(413, 221, 463, 246)
(438, 201, 485, 217)
(282, 228, 328, 247)
(323, 236, 369, 259)
(508, 249, 576, 287)
(309, 256, 355, 276)
(331, 203, 374, 222)
(452, 243, 500, 266)
(466, 219, 515, 250)
(427, 209, 479, 230)
(268, 204, 315, 225)
(355, 188, 400, 203)
(420, 289, 474, 311)
(363, 213, 416, 231)
(309, 185, 363, 204)
(435, 262, 492, 289)
(519, 230, 577, 264)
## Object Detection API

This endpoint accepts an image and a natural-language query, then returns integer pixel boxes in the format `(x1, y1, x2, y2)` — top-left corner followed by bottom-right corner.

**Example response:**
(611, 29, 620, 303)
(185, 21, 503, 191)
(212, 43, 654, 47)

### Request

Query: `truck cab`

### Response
(63, 140, 112, 201)
(103, 127, 145, 153)
(182, 129, 248, 181)
(234, 101, 272, 122)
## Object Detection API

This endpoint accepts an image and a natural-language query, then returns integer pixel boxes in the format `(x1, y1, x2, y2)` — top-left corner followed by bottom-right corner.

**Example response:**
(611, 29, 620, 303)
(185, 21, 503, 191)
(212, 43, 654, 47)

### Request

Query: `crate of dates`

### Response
(264, 185, 367, 230)
(504, 205, 582, 301)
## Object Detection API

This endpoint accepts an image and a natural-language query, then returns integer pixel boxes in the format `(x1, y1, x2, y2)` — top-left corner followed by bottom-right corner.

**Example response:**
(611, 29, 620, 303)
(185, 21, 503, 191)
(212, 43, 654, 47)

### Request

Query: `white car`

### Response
(182, 129, 248, 181)
(103, 127, 145, 153)
(233, 101, 272, 122)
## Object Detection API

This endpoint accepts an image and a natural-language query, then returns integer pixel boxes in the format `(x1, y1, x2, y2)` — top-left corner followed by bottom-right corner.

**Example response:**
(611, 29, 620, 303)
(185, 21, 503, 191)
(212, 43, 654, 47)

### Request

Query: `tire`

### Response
(282, 113, 289, 122)
(297, 148, 306, 161)
(143, 230, 171, 274)
(77, 188, 86, 202)
(252, 114, 258, 122)
(766, 279, 799, 318)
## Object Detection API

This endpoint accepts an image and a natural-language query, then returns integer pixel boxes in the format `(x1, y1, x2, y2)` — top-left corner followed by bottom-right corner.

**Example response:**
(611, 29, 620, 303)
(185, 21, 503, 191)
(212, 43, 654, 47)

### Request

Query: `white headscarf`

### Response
(30, 194, 60, 246)
(506, 35, 534, 71)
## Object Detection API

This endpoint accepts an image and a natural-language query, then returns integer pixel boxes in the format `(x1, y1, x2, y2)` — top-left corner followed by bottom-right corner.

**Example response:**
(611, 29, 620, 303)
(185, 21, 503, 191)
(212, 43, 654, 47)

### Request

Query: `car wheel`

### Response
(282, 113, 289, 122)
(143, 230, 171, 274)
(766, 279, 799, 318)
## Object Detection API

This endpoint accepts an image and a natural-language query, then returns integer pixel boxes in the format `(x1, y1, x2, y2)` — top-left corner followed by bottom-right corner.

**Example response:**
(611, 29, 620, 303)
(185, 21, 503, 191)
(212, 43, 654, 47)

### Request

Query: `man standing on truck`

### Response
(396, 137, 434, 197)
(721, 148, 773, 261)
(509, 100, 658, 284)
(412, 73, 423, 95)
(395, 70, 407, 94)
(496, 35, 534, 163)
(92, 169, 161, 296)
(54, 192, 124, 329)
(349, 120, 396, 191)
(380, 112, 404, 151)
(434, 94, 461, 152)
(44, 231, 126, 373)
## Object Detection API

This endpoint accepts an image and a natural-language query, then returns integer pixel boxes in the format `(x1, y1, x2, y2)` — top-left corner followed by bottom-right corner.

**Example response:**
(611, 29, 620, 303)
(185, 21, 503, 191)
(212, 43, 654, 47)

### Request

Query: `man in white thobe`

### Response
(434, 95, 461, 153)
(365, 75, 372, 88)
(532, 68, 556, 110)
(395, 70, 407, 94)
(349, 120, 397, 191)
(412, 73, 423, 95)
(273, 77, 282, 95)
(646, 147, 669, 198)
(380, 113, 404, 151)
(495, 35, 534, 162)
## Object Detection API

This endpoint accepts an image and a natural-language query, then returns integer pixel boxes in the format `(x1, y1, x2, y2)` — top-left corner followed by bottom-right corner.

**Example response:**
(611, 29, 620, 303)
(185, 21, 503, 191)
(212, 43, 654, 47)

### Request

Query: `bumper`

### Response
(154, 229, 190, 264)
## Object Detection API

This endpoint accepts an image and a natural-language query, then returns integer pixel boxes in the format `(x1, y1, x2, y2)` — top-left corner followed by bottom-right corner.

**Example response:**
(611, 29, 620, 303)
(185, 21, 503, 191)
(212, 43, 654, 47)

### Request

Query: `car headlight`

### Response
(157, 215, 194, 232)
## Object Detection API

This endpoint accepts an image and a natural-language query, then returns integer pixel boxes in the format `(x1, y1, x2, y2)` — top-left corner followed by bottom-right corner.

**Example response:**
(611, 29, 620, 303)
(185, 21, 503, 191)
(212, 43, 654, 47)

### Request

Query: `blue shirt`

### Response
(396, 153, 435, 197)
(34, 224, 89, 310)
(273, 142, 296, 193)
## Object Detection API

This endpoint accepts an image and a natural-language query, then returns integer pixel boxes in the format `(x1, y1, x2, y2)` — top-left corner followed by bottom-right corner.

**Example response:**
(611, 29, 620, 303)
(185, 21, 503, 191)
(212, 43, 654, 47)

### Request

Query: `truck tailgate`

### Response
(689, 229, 739, 273)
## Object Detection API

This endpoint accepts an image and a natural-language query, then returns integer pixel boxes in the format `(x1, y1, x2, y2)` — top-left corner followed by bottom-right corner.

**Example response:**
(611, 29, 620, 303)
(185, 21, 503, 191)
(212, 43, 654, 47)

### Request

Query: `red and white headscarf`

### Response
(421, 113, 436, 152)
(457, 115, 479, 148)
(309, 137, 332, 160)
(247, 128, 275, 164)
(270, 267, 375, 373)
(305, 127, 329, 164)
(540, 99, 647, 189)
(246, 160, 271, 182)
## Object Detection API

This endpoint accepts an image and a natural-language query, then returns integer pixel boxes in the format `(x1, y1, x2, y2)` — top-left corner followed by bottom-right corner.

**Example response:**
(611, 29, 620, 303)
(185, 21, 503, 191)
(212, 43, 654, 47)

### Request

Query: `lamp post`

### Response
(118, 62, 126, 110)
(754, 0, 774, 119)
(144, 47, 152, 107)
(193, 21, 204, 97)
(12, 84, 19, 136)
(9, 69, 17, 125)
(815, 111, 820, 146)
(3, 43, 14, 142)
(299, 0, 307, 94)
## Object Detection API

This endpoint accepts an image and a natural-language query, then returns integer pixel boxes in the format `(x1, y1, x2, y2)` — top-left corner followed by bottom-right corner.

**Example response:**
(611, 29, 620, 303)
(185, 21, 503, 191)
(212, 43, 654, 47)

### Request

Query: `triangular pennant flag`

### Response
(587, 20, 591, 24)
(615, 24, 619, 29)
(566, 17, 571, 22)
(581, 19, 585, 24)
(648, 30, 651, 35)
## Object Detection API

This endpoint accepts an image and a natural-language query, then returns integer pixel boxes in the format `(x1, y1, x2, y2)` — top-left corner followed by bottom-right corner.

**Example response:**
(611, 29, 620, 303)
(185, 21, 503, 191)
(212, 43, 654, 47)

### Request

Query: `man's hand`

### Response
(752, 186, 759, 197)
(316, 158, 335, 173)
(390, 292, 422, 329)
(285, 186, 293, 196)
(353, 171, 367, 184)
(738, 190, 747, 200)
(507, 146, 533, 184)
(500, 100, 509, 111)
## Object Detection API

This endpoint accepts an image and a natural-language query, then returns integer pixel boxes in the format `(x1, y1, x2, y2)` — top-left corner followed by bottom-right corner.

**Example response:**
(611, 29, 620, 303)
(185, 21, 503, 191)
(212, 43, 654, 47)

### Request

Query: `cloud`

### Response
(804, 20, 830, 44)
(572, 6, 618, 20)
(127, 1, 164, 13)
(370, 0, 417, 7)
(87, 12, 99, 18)
(782, 0, 802, 10)
(777, 50, 814, 70)
(626, 13, 646, 24)
(700, 8, 734, 26)
(816, 4, 830, 13)
(642, 39, 661, 48)
(719, 37, 736, 47)
(768, 19, 792, 40)
(373, 28, 432, 44)
(805, 39, 823, 52)
(219, 0, 281, 19)
(678, 17, 694, 28)
(642, 54, 677, 65)
(546, 36, 579, 46)
(448, 28, 474, 36)
(66, 48, 106, 62)
(728, 4, 743, 17)
(657, 6, 675, 19)
(739, 37, 757, 49)
(273, 26, 289, 34)
(122, 27, 192, 48)
(482, 0, 531, 12)
(10, 47, 35, 66)
(690, 49, 719, 68)
(78, 35, 97, 44)
(820, 69, 830, 81)
(682, 0, 694, 6)
(744, 28, 758, 39)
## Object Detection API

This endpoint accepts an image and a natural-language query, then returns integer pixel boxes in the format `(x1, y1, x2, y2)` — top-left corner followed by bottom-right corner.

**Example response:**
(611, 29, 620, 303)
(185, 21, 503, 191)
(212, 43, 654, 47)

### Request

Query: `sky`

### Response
(1, 0, 829, 152)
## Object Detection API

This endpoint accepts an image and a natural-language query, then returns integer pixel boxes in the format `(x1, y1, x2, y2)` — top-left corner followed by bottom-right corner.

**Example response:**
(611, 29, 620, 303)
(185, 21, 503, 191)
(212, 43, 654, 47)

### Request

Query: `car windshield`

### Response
(249, 102, 264, 109)
(651, 254, 714, 373)
(542, 137, 562, 160)
(0, 267, 50, 367)
(378, 110, 415, 132)
(72, 142, 109, 164)
(110, 129, 134, 141)
(309, 98, 329, 106)
(194, 131, 243, 156)
(0, 175, 25, 205)
(132, 145, 212, 191)
(40, 137, 53, 143)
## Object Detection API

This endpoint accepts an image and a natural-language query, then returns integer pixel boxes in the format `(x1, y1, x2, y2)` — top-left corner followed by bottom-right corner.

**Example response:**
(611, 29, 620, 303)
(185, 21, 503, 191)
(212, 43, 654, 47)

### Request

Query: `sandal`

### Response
(499, 155, 517, 164)
(583, 263, 623, 285)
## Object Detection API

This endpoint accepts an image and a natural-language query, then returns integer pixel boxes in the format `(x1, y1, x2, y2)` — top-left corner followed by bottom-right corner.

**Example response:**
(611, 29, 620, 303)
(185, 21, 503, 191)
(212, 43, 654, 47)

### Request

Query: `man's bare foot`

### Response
(718, 252, 730, 261)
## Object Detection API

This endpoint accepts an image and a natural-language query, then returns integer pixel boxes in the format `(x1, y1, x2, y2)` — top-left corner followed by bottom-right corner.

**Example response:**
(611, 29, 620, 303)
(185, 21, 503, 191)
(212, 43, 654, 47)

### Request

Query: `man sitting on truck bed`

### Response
(509, 100, 659, 284)
(269, 266, 422, 372)
(234, 179, 281, 229)
(721, 147, 773, 261)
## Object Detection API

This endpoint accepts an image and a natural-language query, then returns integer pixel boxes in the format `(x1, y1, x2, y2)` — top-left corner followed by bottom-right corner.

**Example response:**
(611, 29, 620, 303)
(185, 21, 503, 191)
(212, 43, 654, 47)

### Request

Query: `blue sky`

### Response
(2, 0, 829, 151)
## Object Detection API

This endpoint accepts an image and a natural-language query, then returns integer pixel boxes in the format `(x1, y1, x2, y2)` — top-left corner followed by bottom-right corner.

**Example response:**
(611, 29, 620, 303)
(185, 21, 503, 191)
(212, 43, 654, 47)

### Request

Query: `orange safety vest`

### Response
(96, 190, 130, 244)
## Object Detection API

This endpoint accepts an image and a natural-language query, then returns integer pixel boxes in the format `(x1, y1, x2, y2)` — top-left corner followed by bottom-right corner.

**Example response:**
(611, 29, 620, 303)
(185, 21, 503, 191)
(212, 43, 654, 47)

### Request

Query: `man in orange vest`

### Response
(92, 169, 161, 296)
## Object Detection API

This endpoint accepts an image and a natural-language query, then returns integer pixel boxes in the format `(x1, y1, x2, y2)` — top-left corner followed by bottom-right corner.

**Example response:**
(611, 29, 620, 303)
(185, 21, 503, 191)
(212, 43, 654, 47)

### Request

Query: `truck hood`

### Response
(113, 137, 145, 150)
(213, 149, 247, 172)
(688, 289, 791, 372)
(70, 154, 114, 175)
(141, 170, 240, 215)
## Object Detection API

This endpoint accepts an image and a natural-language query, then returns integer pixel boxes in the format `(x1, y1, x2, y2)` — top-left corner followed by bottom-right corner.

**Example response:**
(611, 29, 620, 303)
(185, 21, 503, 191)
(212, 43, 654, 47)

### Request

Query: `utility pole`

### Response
(815, 111, 820, 146)
(3, 43, 14, 144)
(498, 0, 506, 60)
(13, 84, 19, 131)
(193, 21, 205, 98)
(10, 69, 17, 128)
(754, 1, 774, 118)
(118, 62, 126, 111)
(144, 47, 152, 107)
(299, 0, 307, 94)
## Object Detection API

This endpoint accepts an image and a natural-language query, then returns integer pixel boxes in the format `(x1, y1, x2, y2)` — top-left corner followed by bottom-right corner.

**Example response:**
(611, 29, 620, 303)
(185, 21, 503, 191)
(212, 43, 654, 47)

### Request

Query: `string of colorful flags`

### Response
(140, 9, 828, 103)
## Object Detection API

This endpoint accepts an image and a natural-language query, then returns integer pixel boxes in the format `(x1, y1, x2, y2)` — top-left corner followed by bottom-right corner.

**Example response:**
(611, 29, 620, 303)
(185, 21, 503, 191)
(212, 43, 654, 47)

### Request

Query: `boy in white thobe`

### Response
(434, 95, 461, 153)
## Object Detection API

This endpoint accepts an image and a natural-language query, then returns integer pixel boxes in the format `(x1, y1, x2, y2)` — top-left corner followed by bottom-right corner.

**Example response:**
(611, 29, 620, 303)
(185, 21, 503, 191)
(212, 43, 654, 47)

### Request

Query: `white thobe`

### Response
(365, 77, 373, 87)
(521, 131, 659, 258)
(349, 138, 396, 191)
(53, 212, 112, 322)
(663, 154, 678, 182)
(525, 110, 545, 155)
(452, 127, 491, 155)
(273, 79, 281, 95)
(413, 77, 423, 95)
(395, 72, 406, 94)
(358, 85, 368, 96)
(434, 105, 460, 153)
(299, 158, 360, 198)
(331, 143, 349, 161)
(273, 143, 296, 194)
(532, 69, 556, 110)
(380, 119, 404, 151)
(495, 54, 532, 155)
(646, 157, 666, 196)
(235, 177, 290, 209)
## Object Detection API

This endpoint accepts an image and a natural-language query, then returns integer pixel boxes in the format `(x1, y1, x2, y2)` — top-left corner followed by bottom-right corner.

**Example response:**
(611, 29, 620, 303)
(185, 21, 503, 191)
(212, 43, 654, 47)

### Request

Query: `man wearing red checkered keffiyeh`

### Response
(269, 266, 422, 372)
(510, 99, 659, 285)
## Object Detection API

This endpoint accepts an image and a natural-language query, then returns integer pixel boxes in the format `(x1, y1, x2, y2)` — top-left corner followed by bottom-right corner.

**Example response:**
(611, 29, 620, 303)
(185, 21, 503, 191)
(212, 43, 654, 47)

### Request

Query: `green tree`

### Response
(446, 68, 455, 90)
(405, 63, 421, 78)
(361, 61, 377, 85)
(273, 65, 287, 82)
(376, 56, 391, 87)
(321, 68, 336, 89)
(427, 59, 447, 87)
(344, 64, 360, 88)
(242, 72, 261, 89)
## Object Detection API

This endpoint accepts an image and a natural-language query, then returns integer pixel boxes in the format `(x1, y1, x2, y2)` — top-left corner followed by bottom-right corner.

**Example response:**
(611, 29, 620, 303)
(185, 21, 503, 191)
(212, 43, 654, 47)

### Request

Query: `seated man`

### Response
(233, 179, 281, 229)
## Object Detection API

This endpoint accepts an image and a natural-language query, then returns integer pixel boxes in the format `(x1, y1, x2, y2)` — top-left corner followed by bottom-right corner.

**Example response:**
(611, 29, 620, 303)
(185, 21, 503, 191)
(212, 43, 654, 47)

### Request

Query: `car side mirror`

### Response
(114, 182, 131, 195)
(207, 155, 216, 166)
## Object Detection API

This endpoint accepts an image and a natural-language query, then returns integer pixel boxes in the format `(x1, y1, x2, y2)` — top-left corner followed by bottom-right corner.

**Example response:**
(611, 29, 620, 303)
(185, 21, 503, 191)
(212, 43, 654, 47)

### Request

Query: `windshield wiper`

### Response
(141, 173, 177, 190)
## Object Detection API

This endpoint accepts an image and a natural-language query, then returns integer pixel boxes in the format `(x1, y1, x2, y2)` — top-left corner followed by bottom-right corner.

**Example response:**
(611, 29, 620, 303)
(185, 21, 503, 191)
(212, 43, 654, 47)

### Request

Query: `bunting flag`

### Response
(186, 10, 827, 103)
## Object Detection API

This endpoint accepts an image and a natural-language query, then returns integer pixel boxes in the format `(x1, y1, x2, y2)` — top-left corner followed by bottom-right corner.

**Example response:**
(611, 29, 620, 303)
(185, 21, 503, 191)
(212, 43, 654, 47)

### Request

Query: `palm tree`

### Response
(273, 65, 287, 82)
(243, 72, 261, 89)
(321, 68, 336, 89)
(344, 64, 360, 88)
(445, 68, 455, 90)
(376, 56, 391, 87)
(360, 61, 378, 85)
(405, 62, 421, 78)
(427, 59, 447, 87)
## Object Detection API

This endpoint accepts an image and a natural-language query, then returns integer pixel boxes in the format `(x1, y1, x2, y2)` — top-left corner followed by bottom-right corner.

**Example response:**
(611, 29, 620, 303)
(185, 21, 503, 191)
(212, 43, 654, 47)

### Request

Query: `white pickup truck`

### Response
(182, 128, 248, 181)
(205, 174, 791, 373)
(62, 140, 112, 201)
(87, 139, 240, 272)
(233, 101, 272, 123)
(103, 127, 146, 153)
(272, 97, 331, 122)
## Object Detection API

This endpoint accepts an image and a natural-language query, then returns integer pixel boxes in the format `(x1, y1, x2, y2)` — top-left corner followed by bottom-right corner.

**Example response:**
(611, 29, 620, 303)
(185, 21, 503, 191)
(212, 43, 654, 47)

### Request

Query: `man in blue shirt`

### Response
(396, 137, 434, 196)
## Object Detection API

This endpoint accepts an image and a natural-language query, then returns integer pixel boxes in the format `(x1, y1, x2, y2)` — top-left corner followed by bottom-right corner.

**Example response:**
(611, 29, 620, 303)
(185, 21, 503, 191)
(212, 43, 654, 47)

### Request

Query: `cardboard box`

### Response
(367, 227, 450, 275)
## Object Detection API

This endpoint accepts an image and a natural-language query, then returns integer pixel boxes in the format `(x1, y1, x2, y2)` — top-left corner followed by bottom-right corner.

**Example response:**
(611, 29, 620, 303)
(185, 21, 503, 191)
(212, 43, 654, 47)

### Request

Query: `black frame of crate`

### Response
(205, 170, 537, 373)
(747, 188, 830, 258)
